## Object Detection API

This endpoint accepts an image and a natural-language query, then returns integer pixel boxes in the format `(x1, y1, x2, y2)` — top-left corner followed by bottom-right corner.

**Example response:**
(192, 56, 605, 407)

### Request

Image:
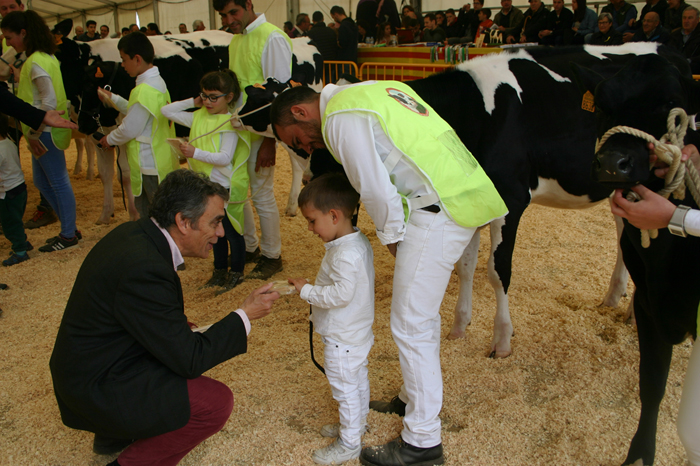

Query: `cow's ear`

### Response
(681, 76, 700, 115)
(570, 63, 604, 96)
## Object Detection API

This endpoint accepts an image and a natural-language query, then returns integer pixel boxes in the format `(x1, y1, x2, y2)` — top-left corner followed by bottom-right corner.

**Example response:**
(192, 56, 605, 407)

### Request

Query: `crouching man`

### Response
(49, 169, 281, 465)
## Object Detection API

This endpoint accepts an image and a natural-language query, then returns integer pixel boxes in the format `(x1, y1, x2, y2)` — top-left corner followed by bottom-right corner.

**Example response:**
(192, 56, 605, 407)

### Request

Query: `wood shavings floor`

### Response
(0, 143, 691, 466)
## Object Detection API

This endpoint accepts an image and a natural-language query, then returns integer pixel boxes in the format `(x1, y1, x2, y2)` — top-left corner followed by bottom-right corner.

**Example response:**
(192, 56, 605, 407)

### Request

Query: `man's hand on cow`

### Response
(180, 143, 195, 158)
(27, 138, 47, 158)
(288, 278, 309, 293)
(610, 185, 676, 230)
(240, 282, 280, 320)
(386, 242, 398, 257)
(255, 137, 277, 172)
(99, 135, 112, 150)
(43, 110, 77, 130)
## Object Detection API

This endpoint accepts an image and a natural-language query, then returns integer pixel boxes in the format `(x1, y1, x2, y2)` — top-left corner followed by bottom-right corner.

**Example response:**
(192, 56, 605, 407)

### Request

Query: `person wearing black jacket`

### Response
(307, 11, 338, 62)
(331, 6, 358, 63)
(666, 0, 689, 32)
(0, 84, 76, 132)
(670, 6, 700, 73)
(539, 0, 574, 45)
(631, 11, 671, 43)
(507, 0, 549, 43)
(590, 12, 624, 44)
(629, 0, 669, 31)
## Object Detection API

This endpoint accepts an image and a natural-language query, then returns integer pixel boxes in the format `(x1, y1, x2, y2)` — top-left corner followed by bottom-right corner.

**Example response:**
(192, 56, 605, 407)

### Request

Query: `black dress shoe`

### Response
(369, 395, 407, 416)
(93, 434, 134, 455)
(360, 436, 444, 466)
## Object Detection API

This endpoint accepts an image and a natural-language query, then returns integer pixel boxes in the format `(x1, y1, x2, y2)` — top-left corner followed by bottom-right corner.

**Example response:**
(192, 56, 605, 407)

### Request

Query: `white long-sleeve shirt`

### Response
(685, 210, 700, 236)
(233, 13, 293, 110)
(320, 82, 435, 245)
(161, 98, 239, 188)
(27, 63, 59, 137)
(106, 67, 167, 176)
(0, 138, 24, 199)
(300, 229, 374, 346)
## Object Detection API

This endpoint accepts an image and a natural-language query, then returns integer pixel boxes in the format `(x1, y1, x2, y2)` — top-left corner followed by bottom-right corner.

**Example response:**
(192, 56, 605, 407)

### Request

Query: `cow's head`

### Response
(573, 54, 700, 189)
(77, 59, 134, 135)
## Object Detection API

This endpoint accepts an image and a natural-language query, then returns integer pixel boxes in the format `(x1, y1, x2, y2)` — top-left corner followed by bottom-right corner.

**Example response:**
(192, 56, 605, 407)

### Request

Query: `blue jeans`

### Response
(31, 132, 77, 238)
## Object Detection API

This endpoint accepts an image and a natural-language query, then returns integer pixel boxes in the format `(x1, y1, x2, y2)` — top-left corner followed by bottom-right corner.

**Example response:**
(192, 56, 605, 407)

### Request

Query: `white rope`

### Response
(596, 108, 700, 247)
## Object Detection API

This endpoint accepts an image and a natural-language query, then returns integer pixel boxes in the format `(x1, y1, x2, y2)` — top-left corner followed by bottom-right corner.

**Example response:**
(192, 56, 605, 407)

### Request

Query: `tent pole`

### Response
(209, 0, 217, 30)
(153, 0, 160, 28)
(114, 5, 120, 33)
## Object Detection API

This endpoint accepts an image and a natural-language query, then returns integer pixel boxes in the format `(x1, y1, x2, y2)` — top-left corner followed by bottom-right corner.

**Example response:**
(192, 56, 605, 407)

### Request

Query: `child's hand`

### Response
(180, 143, 195, 158)
(193, 95, 203, 107)
(97, 87, 112, 103)
(288, 278, 308, 293)
(99, 135, 112, 150)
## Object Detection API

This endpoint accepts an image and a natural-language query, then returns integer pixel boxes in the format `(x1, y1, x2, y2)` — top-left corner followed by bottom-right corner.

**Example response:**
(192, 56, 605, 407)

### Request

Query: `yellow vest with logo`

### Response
(322, 82, 508, 228)
(188, 108, 251, 233)
(18, 52, 71, 150)
(126, 83, 179, 197)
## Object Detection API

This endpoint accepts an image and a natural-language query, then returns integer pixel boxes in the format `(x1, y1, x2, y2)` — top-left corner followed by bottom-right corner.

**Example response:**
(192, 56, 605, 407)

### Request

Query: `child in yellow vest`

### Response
(162, 70, 251, 292)
(97, 32, 179, 219)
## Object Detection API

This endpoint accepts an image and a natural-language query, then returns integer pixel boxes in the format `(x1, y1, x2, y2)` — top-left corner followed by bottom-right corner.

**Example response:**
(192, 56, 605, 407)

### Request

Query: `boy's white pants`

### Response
(323, 335, 374, 448)
(678, 339, 700, 465)
(391, 209, 477, 448)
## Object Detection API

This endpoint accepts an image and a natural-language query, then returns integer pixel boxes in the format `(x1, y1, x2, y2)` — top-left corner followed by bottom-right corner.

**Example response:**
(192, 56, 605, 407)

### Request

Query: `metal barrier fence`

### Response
(322, 61, 359, 85)
(359, 62, 454, 81)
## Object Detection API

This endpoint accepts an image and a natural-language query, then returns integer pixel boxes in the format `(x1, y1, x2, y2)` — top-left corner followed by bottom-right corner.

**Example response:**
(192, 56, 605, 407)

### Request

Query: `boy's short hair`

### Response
(480, 8, 492, 19)
(86, 20, 96, 27)
(330, 5, 346, 16)
(117, 31, 155, 63)
(0, 113, 8, 139)
(298, 173, 360, 219)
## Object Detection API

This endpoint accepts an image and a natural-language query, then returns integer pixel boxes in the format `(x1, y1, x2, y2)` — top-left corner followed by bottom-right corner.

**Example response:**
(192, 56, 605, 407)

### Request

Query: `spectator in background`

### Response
(590, 11, 624, 43)
(140, 26, 147, 33)
(192, 19, 205, 31)
(474, 8, 493, 43)
(72, 25, 83, 39)
(121, 26, 130, 36)
(601, 0, 637, 36)
(631, 11, 671, 43)
(493, 0, 524, 40)
(331, 6, 358, 64)
(539, 0, 573, 45)
(376, 20, 394, 43)
(293, 13, 310, 37)
(99, 24, 109, 39)
(628, 0, 668, 33)
(508, 0, 549, 43)
(146, 22, 161, 36)
(457, 0, 485, 42)
(670, 6, 700, 72)
(571, 0, 597, 43)
(377, 0, 402, 28)
(130, 23, 139, 33)
(307, 10, 338, 81)
(357, 0, 379, 44)
(436, 11, 446, 28)
(77, 20, 98, 41)
(423, 13, 446, 42)
(665, 0, 689, 32)
(445, 8, 466, 38)
(283, 21, 294, 37)
(179, 23, 188, 33)
(357, 19, 372, 43)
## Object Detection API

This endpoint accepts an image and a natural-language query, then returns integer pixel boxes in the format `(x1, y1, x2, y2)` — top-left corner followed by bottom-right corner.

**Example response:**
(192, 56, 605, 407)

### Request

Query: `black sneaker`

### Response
(3, 252, 30, 267)
(215, 271, 244, 296)
(202, 269, 228, 288)
(93, 434, 134, 455)
(39, 235, 79, 252)
(245, 247, 261, 264)
(246, 256, 283, 280)
(369, 395, 407, 416)
(359, 436, 444, 466)
(44, 230, 82, 243)
(24, 207, 58, 229)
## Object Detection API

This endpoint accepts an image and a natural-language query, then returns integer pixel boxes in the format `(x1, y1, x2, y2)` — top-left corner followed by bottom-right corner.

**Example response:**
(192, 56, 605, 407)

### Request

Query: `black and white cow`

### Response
(575, 53, 700, 466)
(403, 43, 693, 357)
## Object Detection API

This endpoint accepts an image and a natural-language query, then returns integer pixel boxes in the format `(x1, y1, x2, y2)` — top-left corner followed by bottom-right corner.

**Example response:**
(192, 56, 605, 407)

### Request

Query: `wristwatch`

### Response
(668, 205, 691, 237)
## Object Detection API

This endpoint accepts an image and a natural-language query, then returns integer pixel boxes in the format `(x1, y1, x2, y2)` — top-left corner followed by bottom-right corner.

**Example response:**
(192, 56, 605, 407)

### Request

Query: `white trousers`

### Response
(243, 137, 282, 259)
(678, 339, 700, 465)
(323, 335, 374, 448)
(391, 209, 476, 448)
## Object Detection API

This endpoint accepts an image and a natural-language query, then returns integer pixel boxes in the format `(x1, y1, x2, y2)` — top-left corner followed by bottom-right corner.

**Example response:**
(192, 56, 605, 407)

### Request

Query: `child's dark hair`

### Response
(0, 114, 8, 139)
(117, 31, 154, 63)
(0, 11, 57, 56)
(200, 69, 241, 102)
(298, 173, 359, 219)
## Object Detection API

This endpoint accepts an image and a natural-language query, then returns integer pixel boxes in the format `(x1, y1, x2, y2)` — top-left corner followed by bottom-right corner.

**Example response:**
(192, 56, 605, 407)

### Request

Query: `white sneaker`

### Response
(320, 422, 369, 438)
(312, 439, 361, 465)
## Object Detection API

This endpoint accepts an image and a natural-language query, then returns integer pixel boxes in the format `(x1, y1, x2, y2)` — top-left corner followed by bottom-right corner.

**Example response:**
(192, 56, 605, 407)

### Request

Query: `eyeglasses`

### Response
(200, 92, 227, 102)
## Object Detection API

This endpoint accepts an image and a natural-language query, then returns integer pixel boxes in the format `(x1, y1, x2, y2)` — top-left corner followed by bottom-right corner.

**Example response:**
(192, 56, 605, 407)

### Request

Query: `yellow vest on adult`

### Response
(2, 38, 7, 54)
(322, 81, 508, 228)
(126, 83, 179, 197)
(188, 108, 251, 233)
(17, 51, 71, 150)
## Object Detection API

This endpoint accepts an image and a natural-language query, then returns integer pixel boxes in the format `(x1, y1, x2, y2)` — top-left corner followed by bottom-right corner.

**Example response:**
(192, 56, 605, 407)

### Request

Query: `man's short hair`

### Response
(121, 27, 129, 33)
(425, 13, 436, 22)
(312, 11, 324, 22)
(212, 0, 247, 11)
(446, 8, 456, 15)
(100, 24, 109, 31)
(296, 13, 309, 26)
(269, 86, 321, 136)
(480, 8, 492, 19)
(330, 5, 346, 16)
(117, 31, 155, 63)
(179, 23, 186, 27)
(192, 19, 204, 30)
(129, 23, 137, 29)
(86, 20, 96, 27)
(298, 173, 360, 218)
(683, 6, 700, 17)
(150, 170, 228, 230)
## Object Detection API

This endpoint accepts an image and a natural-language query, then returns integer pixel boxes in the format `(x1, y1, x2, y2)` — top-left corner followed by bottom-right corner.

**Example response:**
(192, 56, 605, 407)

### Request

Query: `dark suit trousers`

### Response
(118, 376, 233, 465)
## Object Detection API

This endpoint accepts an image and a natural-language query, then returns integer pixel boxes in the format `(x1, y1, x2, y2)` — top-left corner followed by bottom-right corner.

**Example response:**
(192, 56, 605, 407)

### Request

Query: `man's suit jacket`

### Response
(671, 27, 700, 73)
(0, 85, 44, 130)
(49, 218, 248, 439)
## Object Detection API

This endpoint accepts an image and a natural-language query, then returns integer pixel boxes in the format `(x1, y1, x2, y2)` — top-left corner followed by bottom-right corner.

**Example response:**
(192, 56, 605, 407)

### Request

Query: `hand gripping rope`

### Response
(595, 108, 700, 247)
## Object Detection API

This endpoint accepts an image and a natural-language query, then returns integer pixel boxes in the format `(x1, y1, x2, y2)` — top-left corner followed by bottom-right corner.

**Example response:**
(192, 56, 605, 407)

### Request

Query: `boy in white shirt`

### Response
(288, 173, 375, 465)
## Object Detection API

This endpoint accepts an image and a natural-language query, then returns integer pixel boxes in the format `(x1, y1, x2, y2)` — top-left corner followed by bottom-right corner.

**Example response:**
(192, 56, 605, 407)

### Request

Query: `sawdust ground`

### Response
(0, 143, 691, 465)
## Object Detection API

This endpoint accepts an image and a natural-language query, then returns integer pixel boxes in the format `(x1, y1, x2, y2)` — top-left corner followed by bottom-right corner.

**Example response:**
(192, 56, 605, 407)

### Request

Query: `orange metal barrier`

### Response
(359, 62, 454, 81)
(694, 75, 700, 81)
(322, 61, 359, 84)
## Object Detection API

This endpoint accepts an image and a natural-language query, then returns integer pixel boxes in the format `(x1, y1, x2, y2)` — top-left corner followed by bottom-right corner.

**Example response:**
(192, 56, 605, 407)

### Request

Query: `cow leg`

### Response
(95, 145, 115, 225)
(85, 136, 97, 181)
(448, 228, 481, 340)
(73, 138, 85, 175)
(486, 216, 514, 358)
(116, 145, 138, 221)
(622, 295, 673, 466)
(286, 147, 302, 217)
(602, 208, 631, 308)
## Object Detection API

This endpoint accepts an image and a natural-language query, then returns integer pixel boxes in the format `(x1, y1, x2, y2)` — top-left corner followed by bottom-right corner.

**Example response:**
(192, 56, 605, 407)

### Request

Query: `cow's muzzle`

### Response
(592, 133, 649, 188)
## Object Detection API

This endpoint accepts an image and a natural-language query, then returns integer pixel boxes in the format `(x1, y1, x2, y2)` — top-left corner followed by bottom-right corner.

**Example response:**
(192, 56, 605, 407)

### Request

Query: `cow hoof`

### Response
(95, 216, 112, 225)
(73, 167, 81, 175)
(86, 174, 95, 181)
(446, 329, 466, 340)
(487, 348, 512, 358)
(285, 207, 297, 217)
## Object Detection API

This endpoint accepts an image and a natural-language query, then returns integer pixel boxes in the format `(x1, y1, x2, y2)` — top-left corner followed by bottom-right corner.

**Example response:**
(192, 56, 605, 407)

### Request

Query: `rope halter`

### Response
(595, 107, 700, 247)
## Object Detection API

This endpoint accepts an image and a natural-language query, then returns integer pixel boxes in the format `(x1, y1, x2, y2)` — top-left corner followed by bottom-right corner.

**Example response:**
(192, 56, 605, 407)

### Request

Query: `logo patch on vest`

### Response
(386, 88, 428, 116)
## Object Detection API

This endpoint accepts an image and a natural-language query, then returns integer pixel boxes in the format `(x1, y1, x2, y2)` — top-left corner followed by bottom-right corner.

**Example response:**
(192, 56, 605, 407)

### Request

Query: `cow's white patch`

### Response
(530, 177, 598, 209)
(291, 37, 323, 90)
(456, 48, 570, 115)
(582, 42, 659, 62)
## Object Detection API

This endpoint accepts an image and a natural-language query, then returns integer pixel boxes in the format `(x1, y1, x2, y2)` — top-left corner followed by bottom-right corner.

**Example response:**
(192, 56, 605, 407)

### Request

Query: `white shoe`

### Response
(312, 439, 361, 465)
(320, 422, 369, 438)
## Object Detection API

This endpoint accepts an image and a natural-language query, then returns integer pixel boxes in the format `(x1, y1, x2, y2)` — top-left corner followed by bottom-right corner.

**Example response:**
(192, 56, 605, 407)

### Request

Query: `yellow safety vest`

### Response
(17, 52, 71, 150)
(322, 81, 508, 228)
(188, 108, 251, 233)
(125, 83, 179, 197)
